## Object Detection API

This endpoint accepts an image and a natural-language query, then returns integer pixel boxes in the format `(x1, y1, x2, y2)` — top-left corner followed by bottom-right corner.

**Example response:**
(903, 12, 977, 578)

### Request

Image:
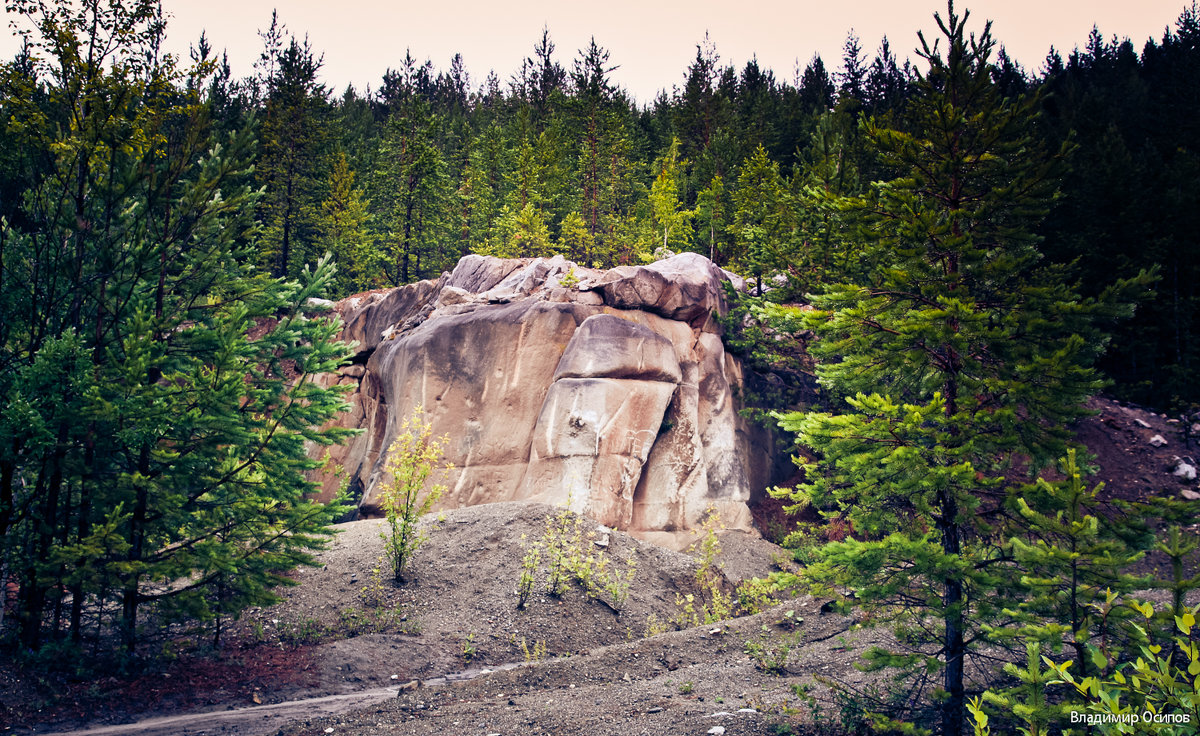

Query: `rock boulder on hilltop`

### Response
(307, 252, 796, 547)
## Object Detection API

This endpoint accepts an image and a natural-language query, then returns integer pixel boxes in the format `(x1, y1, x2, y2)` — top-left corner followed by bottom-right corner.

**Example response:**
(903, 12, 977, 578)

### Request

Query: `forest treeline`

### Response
(7, 3, 1195, 409)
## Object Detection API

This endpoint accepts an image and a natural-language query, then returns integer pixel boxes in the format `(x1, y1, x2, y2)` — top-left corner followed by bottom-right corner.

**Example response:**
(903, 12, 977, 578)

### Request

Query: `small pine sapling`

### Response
(1004, 449, 1146, 678)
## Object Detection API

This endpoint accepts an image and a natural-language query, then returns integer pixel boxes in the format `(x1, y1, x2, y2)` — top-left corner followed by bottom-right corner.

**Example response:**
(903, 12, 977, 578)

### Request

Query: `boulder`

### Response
(307, 253, 804, 546)
(592, 252, 733, 327)
(552, 314, 682, 384)
(339, 276, 446, 355)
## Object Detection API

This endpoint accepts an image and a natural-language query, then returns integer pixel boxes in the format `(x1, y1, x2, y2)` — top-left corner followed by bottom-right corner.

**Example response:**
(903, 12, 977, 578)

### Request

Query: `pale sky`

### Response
(3, 1, 1193, 103)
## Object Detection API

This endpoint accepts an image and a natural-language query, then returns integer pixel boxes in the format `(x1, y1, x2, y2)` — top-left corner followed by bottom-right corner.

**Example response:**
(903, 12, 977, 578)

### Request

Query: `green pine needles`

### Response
(772, 3, 1150, 734)
(0, 0, 358, 657)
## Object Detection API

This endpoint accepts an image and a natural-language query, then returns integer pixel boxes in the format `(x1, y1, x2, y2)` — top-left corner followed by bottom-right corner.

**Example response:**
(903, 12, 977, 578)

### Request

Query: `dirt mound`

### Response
(237, 501, 762, 689)
(5, 502, 819, 734)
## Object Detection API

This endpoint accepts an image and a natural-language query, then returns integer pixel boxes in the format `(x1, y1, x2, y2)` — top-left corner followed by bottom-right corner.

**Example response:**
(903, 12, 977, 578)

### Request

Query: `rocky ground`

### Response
(6, 502, 863, 735)
(3, 397, 1198, 735)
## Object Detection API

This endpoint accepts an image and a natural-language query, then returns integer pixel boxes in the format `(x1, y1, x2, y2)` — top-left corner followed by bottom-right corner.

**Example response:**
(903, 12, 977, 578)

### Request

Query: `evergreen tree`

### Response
(797, 54, 835, 114)
(569, 38, 639, 266)
(865, 36, 910, 111)
(0, 0, 353, 654)
(648, 136, 693, 253)
(787, 112, 866, 292)
(257, 31, 330, 278)
(731, 144, 792, 291)
(836, 31, 868, 105)
(1005, 450, 1145, 678)
(373, 95, 452, 283)
(526, 28, 567, 129)
(774, 5, 1147, 733)
(318, 150, 376, 295)
(694, 173, 730, 264)
(674, 34, 725, 160)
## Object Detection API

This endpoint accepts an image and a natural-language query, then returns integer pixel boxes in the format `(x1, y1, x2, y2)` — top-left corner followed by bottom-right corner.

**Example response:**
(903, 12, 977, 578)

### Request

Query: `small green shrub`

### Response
(520, 637, 547, 663)
(970, 599, 1200, 736)
(744, 625, 797, 675)
(645, 612, 669, 637)
(277, 617, 325, 646)
(670, 506, 737, 628)
(558, 267, 580, 288)
(358, 557, 390, 608)
(379, 406, 451, 584)
(517, 502, 637, 612)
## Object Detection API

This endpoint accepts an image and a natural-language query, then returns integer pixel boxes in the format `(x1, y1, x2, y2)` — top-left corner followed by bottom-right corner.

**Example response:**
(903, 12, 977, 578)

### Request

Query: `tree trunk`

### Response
(120, 445, 151, 655)
(940, 371, 964, 736)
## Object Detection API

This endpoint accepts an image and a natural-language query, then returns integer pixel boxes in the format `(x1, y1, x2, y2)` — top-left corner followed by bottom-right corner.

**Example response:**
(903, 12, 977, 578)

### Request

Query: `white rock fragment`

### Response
(1172, 458, 1198, 480)
(1135, 418, 1152, 428)
(738, 708, 759, 714)
(435, 285, 472, 307)
(708, 728, 726, 735)
(1182, 490, 1200, 501)
(1150, 435, 1168, 447)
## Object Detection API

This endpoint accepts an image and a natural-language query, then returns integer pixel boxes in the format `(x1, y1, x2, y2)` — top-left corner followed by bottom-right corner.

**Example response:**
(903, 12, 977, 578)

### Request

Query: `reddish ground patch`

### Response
(0, 639, 320, 731)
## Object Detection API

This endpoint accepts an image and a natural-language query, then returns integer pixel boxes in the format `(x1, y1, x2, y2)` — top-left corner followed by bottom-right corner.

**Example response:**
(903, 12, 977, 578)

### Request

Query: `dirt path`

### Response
(32, 687, 401, 736)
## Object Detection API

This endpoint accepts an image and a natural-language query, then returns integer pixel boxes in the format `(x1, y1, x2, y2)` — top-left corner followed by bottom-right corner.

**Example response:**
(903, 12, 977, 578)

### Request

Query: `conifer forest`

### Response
(1, 1, 1199, 734)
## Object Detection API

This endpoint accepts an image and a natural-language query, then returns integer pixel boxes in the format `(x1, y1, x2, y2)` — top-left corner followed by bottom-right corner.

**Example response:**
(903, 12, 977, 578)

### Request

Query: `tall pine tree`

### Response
(775, 5, 1148, 733)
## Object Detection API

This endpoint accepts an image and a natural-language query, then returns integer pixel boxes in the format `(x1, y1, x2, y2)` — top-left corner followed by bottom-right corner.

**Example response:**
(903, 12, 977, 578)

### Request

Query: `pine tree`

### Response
(674, 34, 725, 160)
(789, 112, 866, 292)
(865, 37, 909, 111)
(774, 5, 1147, 733)
(457, 121, 511, 257)
(318, 150, 375, 296)
(797, 54, 835, 114)
(694, 173, 730, 264)
(373, 97, 452, 283)
(0, 0, 354, 655)
(257, 32, 330, 278)
(1005, 450, 1145, 674)
(837, 31, 868, 105)
(731, 144, 792, 291)
(648, 137, 693, 254)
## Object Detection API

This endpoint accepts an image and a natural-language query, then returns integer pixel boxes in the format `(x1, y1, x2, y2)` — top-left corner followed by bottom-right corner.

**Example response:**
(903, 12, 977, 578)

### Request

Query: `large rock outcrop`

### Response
(308, 253, 793, 547)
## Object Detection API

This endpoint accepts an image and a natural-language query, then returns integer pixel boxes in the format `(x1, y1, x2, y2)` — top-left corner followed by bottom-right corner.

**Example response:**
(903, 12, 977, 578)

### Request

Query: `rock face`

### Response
(308, 253, 794, 546)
